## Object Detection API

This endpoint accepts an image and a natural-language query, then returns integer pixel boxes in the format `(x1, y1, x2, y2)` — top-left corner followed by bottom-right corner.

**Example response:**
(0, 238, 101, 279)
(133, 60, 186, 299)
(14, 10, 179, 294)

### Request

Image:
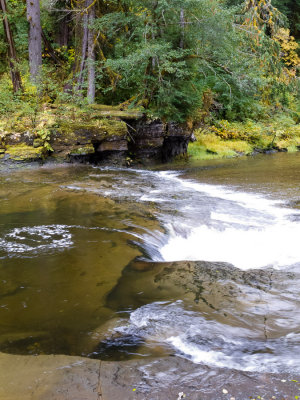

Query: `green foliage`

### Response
(0, 75, 15, 112)
(189, 112, 300, 160)
(36, 127, 53, 152)
(0, 0, 299, 124)
(94, 0, 273, 120)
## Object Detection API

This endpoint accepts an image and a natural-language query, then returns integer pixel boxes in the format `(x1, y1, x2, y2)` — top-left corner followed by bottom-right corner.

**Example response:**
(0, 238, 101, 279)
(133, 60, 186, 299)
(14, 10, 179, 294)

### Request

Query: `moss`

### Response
(96, 118, 127, 137)
(57, 118, 127, 140)
(0, 104, 136, 163)
(188, 144, 221, 160)
(33, 139, 43, 148)
(5, 145, 45, 161)
(89, 104, 144, 119)
(189, 132, 253, 160)
(69, 145, 95, 156)
(189, 117, 300, 161)
(287, 144, 298, 152)
(274, 135, 300, 151)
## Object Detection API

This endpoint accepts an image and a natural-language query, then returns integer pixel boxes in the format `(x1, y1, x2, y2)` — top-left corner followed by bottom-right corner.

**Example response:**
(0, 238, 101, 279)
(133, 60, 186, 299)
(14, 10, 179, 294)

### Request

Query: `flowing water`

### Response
(0, 153, 300, 375)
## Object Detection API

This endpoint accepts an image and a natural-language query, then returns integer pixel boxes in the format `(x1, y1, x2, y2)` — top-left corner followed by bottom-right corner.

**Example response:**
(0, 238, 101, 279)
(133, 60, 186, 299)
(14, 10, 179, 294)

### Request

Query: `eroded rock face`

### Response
(0, 115, 194, 164)
(0, 132, 45, 161)
(127, 119, 193, 162)
(50, 119, 128, 162)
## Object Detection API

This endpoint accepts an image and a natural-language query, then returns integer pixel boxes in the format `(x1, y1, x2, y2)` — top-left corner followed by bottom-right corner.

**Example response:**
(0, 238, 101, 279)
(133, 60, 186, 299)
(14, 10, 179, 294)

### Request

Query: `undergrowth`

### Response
(189, 114, 300, 160)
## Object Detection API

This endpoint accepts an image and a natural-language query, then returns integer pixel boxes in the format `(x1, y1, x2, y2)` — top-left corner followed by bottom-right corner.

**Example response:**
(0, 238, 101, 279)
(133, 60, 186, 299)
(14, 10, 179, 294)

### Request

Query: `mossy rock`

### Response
(33, 138, 43, 148)
(53, 119, 127, 147)
(69, 144, 95, 156)
(5, 145, 45, 161)
(89, 104, 144, 120)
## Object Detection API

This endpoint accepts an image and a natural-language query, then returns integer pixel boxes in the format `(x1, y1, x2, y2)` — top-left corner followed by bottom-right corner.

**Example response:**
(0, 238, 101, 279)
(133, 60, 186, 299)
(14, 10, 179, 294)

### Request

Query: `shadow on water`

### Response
(0, 155, 300, 375)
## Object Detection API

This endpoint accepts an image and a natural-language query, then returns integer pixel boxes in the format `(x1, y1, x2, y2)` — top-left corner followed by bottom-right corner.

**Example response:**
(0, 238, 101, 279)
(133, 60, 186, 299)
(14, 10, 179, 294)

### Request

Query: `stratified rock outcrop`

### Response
(0, 105, 194, 164)
(127, 119, 192, 163)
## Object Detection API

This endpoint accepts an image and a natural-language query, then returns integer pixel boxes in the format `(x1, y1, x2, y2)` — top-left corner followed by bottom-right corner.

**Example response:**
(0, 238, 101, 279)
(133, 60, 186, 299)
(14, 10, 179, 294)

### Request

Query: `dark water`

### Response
(0, 153, 299, 373)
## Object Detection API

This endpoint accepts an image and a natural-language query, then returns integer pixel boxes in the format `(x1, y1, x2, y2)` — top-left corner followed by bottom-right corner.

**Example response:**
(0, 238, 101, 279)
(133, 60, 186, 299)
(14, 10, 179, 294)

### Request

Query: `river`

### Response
(0, 152, 300, 379)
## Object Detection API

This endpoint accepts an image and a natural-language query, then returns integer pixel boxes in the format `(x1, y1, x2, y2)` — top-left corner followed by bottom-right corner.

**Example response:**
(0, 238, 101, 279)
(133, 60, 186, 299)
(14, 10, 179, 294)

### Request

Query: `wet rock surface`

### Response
(0, 352, 299, 400)
(107, 260, 300, 339)
(2, 261, 297, 399)
(100, 357, 300, 400)
(0, 352, 100, 400)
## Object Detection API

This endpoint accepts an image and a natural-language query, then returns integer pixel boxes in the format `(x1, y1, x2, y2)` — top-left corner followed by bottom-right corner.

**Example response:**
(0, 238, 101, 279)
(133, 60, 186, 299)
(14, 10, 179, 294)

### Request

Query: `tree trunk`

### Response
(0, 0, 22, 92)
(42, 29, 62, 65)
(57, 14, 70, 47)
(87, 0, 95, 103)
(180, 8, 185, 49)
(75, 9, 88, 92)
(26, 0, 42, 82)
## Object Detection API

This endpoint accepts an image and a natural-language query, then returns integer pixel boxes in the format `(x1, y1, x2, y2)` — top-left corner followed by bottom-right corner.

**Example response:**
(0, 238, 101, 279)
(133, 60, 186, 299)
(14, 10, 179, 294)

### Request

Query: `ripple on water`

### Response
(0, 225, 73, 257)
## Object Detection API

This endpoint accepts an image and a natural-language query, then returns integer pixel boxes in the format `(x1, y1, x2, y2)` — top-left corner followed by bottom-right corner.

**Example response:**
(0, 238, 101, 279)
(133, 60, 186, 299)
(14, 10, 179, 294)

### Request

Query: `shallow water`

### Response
(0, 153, 300, 373)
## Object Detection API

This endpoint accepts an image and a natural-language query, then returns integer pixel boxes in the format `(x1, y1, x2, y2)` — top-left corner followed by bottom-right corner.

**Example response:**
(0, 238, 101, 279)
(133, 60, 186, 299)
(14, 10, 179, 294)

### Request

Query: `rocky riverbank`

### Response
(1, 351, 299, 400)
(1, 105, 300, 167)
(0, 105, 193, 166)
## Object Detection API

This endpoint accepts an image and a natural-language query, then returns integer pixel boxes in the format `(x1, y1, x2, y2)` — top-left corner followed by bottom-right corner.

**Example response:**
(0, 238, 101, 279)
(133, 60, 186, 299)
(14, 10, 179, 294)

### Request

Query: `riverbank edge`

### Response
(0, 352, 299, 400)
(2, 106, 300, 167)
(0, 104, 193, 166)
(188, 117, 300, 161)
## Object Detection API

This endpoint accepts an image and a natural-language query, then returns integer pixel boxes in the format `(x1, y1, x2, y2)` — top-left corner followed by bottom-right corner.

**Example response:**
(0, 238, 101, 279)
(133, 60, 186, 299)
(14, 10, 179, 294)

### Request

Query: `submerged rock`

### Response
(0, 352, 100, 400)
(107, 259, 300, 339)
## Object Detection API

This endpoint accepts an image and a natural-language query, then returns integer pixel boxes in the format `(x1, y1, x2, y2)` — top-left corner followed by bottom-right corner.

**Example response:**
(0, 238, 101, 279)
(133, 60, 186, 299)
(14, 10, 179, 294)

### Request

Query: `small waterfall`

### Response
(129, 169, 300, 270)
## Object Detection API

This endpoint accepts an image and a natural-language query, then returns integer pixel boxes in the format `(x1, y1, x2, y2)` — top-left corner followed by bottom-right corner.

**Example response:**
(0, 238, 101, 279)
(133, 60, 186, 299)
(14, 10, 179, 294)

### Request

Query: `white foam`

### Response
(210, 212, 262, 226)
(61, 168, 300, 270)
(160, 221, 300, 270)
(0, 225, 73, 256)
(157, 170, 289, 218)
(115, 301, 300, 373)
(149, 171, 300, 270)
(166, 335, 297, 372)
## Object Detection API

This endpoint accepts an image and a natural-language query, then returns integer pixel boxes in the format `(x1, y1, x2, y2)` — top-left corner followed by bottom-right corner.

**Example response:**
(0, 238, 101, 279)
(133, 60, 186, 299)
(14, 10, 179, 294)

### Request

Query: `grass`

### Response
(188, 115, 300, 160)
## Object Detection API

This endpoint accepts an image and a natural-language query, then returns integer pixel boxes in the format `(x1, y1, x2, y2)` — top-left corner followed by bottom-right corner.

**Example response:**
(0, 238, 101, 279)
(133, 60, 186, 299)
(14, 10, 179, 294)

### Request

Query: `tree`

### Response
(94, 0, 271, 120)
(272, 0, 300, 39)
(87, 0, 96, 103)
(226, 0, 300, 39)
(0, 0, 22, 92)
(26, 0, 42, 82)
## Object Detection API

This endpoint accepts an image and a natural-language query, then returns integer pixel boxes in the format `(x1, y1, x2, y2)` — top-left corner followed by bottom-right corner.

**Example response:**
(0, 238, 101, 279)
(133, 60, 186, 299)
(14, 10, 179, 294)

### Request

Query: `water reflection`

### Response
(0, 153, 299, 374)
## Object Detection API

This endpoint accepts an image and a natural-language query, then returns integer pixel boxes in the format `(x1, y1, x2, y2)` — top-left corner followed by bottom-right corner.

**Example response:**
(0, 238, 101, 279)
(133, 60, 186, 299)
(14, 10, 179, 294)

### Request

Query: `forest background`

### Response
(0, 0, 300, 160)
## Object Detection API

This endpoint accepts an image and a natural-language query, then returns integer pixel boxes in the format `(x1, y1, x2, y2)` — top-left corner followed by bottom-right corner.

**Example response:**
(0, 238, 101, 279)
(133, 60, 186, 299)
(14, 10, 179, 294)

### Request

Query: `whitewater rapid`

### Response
(135, 170, 300, 270)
